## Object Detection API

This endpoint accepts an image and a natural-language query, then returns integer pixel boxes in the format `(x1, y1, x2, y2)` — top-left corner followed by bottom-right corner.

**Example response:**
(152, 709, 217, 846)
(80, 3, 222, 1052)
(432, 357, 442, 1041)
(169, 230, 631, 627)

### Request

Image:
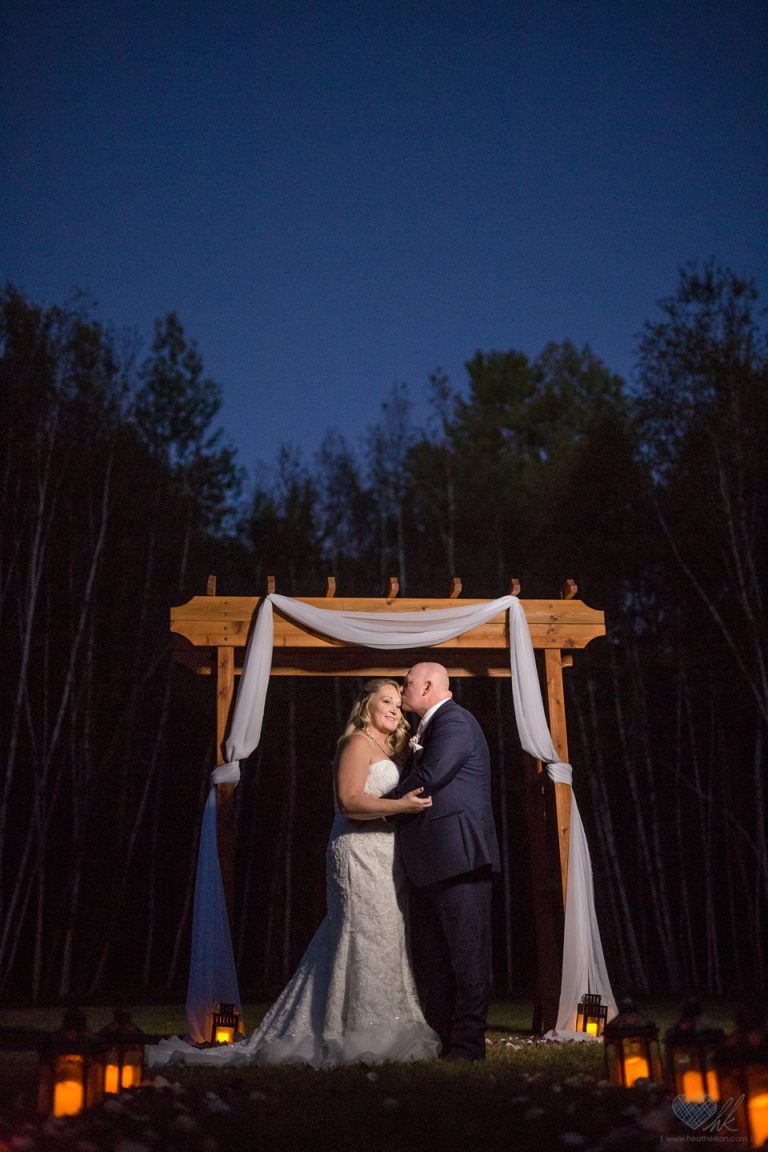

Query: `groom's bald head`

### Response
(401, 662, 452, 716)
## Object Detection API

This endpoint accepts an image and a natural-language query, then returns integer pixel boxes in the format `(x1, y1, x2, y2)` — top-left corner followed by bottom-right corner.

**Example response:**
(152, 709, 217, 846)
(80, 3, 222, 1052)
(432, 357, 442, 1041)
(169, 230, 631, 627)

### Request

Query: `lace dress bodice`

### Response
(362, 758, 400, 795)
(333, 757, 399, 817)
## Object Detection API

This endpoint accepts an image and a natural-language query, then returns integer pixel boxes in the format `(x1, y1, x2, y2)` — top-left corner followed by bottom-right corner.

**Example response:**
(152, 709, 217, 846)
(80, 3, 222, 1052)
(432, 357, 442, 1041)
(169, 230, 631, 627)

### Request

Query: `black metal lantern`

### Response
(38, 1009, 105, 1117)
(576, 992, 609, 1038)
(211, 1002, 241, 1045)
(714, 1009, 768, 1149)
(603, 1000, 663, 1087)
(665, 1000, 723, 1102)
(99, 1009, 147, 1093)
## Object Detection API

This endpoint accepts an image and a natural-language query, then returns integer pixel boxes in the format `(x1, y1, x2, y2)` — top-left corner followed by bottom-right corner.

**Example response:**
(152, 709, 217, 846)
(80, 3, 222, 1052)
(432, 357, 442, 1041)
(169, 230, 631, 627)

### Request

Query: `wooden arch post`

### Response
(171, 577, 605, 1033)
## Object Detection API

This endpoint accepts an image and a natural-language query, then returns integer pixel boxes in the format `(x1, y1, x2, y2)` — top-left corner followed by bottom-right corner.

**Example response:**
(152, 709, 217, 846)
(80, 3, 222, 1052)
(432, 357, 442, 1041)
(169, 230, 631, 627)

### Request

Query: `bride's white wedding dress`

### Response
(147, 759, 440, 1069)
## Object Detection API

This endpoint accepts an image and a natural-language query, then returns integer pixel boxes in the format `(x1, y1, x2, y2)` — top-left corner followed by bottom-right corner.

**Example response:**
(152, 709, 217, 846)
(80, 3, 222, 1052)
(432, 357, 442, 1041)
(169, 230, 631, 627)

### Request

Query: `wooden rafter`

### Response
(171, 584, 605, 678)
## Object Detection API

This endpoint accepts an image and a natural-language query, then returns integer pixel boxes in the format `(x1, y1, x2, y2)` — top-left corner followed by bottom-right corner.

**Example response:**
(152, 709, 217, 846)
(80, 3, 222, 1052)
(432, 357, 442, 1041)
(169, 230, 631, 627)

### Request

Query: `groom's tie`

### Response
(409, 719, 426, 754)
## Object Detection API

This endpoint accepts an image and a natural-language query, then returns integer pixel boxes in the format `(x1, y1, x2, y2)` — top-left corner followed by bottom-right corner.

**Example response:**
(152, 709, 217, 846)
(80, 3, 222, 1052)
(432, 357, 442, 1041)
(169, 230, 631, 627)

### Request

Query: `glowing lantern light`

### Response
(38, 1009, 104, 1117)
(665, 1000, 723, 1102)
(99, 1008, 147, 1093)
(576, 992, 608, 1038)
(603, 1000, 663, 1087)
(714, 1007, 768, 1149)
(211, 1002, 241, 1045)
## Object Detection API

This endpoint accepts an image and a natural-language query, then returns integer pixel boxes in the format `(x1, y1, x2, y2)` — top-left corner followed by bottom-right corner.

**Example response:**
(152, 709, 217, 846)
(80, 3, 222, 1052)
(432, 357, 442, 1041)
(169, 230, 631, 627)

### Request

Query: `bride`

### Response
(147, 678, 441, 1068)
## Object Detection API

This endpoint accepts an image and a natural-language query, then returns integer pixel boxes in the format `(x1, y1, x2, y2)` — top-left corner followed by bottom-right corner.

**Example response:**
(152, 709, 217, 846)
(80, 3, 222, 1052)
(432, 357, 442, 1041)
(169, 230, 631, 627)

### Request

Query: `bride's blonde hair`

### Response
(338, 677, 410, 758)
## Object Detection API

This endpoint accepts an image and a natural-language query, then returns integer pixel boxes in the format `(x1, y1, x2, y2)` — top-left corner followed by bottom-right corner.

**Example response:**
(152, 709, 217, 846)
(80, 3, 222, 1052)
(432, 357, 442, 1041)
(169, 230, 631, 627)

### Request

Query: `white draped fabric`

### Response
(186, 593, 615, 1043)
(186, 761, 242, 1043)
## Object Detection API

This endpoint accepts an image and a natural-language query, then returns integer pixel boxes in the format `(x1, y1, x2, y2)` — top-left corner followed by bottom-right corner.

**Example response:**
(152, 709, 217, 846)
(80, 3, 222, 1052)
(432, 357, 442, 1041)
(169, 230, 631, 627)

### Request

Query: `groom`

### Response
(388, 662, 500, 1060)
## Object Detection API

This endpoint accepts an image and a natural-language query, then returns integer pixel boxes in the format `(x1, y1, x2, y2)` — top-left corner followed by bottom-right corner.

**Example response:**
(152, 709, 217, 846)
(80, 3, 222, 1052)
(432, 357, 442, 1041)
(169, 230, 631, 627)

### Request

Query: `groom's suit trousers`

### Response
(408, 867, 493, 1060)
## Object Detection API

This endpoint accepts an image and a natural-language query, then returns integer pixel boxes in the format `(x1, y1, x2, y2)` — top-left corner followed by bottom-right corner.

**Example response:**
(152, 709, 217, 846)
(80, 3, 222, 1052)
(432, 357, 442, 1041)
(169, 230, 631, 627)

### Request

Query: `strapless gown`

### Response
(147, 759, 440, 1068)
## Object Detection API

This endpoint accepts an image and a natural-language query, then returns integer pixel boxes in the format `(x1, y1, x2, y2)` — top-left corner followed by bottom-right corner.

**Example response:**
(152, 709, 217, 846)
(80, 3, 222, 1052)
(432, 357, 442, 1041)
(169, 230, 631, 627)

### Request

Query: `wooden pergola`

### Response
(170, 576, 606, 1032)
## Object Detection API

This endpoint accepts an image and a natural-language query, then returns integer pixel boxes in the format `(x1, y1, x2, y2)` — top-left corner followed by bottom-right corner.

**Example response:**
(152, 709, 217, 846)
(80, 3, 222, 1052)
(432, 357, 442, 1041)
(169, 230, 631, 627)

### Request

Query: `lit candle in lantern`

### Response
(576, 992, 608, 1038)
(682, 1069, 705, 1100)
(53, 1078, 84, 1117)
(38, 1012, 105, 1118)
(665, 1001, 724, 1104)
(98, 1009, 146, 1095)
(747, 1093, 768, 1149)
(120, 1063, 142, 1088)
(712, 1004, 768, 1147)
(604, 1001, 663, 1088)
(104, 1063, 120, 1094)
(105, 1061, 141, 1092)
(210, 1003, 241, 1045)
(623, 1055, 650, 1085)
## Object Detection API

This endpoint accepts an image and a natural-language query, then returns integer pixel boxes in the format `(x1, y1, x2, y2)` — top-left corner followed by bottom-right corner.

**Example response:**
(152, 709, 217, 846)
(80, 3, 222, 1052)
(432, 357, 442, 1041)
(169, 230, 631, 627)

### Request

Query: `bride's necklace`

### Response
(362, 728, 391, 758)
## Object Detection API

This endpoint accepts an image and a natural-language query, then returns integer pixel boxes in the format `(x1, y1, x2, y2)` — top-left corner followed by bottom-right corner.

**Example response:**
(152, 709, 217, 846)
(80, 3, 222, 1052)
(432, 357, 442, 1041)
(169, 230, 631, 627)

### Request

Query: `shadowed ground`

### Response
(0, 1000, 738, 1150)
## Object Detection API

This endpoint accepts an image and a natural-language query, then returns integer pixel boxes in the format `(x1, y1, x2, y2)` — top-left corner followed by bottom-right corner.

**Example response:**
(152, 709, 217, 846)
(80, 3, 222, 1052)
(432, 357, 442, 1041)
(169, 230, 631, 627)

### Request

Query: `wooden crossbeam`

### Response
(170, 592, 605, 676)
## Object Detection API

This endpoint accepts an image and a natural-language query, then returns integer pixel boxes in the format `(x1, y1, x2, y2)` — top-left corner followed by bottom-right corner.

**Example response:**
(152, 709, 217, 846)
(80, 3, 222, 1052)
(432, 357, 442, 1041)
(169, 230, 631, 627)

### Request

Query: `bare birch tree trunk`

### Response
(141, 764, 165, 988)
(672, 660, 698, 990)
(615, 640, 680, 990)
(752, 721, 767, 991)
(282, 685, 297, 981)
(0, 412, 60, 903)
(87, 659, 172, 995)
(578, 664, 649, 994)
(493, 681, 514, 991)
(0, 446, 113, 989)
(702, 693, 721, 994)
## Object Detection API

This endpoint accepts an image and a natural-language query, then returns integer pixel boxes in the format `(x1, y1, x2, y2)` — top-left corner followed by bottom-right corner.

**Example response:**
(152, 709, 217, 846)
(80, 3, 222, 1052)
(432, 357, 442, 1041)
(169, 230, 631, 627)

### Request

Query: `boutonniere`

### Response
(408, 736, 423, 752)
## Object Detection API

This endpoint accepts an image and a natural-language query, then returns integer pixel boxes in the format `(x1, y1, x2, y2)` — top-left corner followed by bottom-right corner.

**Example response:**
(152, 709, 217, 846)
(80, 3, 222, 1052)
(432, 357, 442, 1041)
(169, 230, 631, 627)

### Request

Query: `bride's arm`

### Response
(336, 736, 432, 820)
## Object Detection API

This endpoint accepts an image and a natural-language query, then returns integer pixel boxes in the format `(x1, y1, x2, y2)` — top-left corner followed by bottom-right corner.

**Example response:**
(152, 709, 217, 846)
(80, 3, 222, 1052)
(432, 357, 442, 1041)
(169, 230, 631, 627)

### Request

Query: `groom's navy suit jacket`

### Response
(389, 699, 500, 888)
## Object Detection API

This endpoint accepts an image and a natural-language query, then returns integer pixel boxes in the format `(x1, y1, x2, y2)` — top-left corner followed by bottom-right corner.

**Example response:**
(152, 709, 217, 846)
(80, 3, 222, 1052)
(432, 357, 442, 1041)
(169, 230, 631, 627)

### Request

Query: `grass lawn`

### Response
(0, 999, 740, 1151)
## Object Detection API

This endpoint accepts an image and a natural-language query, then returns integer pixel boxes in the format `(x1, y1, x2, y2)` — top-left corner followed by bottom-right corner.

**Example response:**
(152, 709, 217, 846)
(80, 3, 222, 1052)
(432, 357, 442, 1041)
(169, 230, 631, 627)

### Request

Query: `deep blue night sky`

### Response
(3, 0, 766, 475)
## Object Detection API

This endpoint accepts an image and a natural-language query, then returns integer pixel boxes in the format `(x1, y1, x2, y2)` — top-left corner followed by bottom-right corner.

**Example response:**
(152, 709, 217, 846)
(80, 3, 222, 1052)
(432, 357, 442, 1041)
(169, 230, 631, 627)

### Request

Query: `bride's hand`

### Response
(398, 787, 432, 813)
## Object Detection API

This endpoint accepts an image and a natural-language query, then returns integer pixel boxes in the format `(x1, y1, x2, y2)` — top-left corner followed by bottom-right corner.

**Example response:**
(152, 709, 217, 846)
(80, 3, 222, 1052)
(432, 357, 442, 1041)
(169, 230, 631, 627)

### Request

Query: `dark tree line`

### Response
(1, 262, 766, 1006)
